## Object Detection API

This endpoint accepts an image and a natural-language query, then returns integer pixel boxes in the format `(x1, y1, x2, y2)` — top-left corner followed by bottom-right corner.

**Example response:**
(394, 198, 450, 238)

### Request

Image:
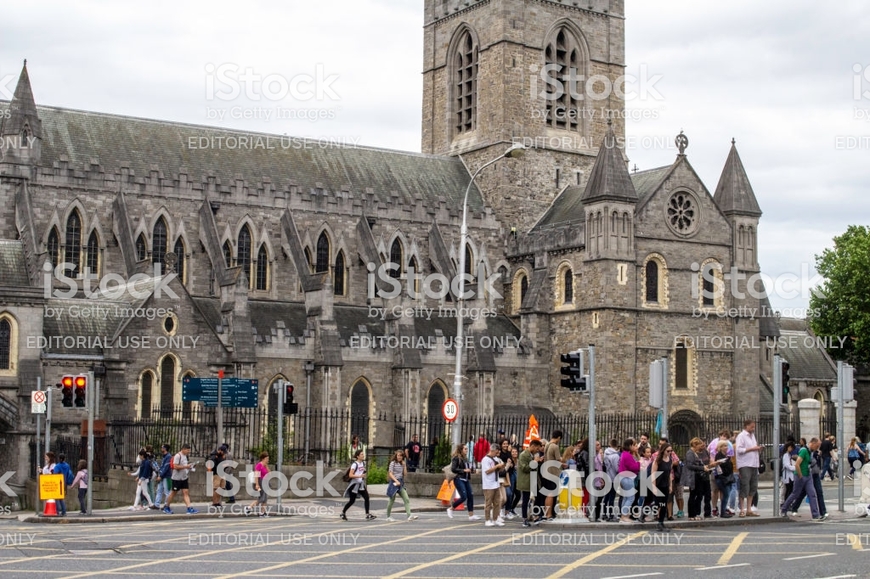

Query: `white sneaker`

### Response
(468, 515, 481, 521)
(385, 517, 395, 522)
(446, 507, 454, 519)
(495, 520, 505, 526)
(485, 520, 495, 527)
(506, 512, 516, 520)
(407, 515, 418, 521)
(496, 516, 504, 523)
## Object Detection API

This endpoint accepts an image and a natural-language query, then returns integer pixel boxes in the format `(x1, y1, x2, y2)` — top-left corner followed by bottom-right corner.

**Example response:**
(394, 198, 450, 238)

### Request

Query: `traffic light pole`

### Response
(35, 377, 41, 514)
(660, 356, 669, 439)
(773, 353, 781, 516)
(86, 370, 95, 516)
(276, 379, 284, 509)
(45, 380, 52, 456)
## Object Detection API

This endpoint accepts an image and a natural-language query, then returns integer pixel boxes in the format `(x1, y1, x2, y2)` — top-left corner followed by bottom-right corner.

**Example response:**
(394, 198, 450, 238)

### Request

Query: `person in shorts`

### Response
(735, 420, 763, 517)
(246, 452, 270, 517)
(163, 444, 198, 515)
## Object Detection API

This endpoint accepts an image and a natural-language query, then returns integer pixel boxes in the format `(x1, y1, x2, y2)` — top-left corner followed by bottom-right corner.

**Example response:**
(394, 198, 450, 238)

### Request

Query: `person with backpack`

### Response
(340, 449, 376, 521)
(517, 439, 543, 527)
(129, 449, 156, 510)
(446, 444, 481, 522)
(207, 445, 227, 507)
(155, 444, 172, 508)
(53, 453, 73, 517)
(163, 443, 198, 515)
(69, 459, 88, 515)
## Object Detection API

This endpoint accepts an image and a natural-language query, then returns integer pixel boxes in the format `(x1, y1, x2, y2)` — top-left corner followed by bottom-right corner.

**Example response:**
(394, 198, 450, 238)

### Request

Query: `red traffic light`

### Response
(74, 376, 87, 388)
(61, 376, 74, 388)
(286, 384, 294, 394)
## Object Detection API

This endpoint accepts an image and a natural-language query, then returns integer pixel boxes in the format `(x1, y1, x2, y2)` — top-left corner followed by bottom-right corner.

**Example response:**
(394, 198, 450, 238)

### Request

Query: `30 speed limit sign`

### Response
(442, 398, 459, 423)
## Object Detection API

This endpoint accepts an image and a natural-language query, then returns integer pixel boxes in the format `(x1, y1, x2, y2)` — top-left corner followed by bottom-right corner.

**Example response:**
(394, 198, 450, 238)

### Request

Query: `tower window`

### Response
(452, 29, 478, 136)
(334, 250, 346, 296)
(545, 28, 584, 131)
(563, 267, 573, 304)
(675, 343, 688, 390)
(645, 260, 659, 303)
(238, 225, 252, 285)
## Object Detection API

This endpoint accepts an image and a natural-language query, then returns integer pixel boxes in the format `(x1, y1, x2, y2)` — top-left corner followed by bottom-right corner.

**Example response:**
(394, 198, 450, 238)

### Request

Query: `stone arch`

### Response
(0, 311, 19, 377)
(425, 380, 449, 448)
(668, 409, 703, 455)
(512, 268, 529, 313)
(554, 260, 575, 308)
(315, 229, 332, 274)
(447, 22, 480, 139)
(642, 253, 669, 309)
(348, 378, 373, 444)
(541, 19, 590, 134)
(147, 206, 175, 244)
(698, 258, 725, 310)
(138, 369, 156, 419)
(157, 353, 181, 416)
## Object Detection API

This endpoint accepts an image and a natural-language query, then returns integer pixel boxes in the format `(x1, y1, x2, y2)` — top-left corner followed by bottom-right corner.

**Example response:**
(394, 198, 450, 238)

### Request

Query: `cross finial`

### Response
(23, 58, 27, 67)
(731, 137, 736, 145)
(632, 164, 639, 174)
(675, 130, 689, 156)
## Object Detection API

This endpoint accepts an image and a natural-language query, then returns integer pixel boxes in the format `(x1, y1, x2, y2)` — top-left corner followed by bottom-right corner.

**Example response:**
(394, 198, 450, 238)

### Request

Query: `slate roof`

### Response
(42, 298, 131, 354)
(631, 165, 671, 206)
(713, 142, 762, 216)
(580, 126, 638, 205)
(14, 103, 484, 210)
(777, 319, 837, 381)
(0, 241, 30, 287)
(759, 295, 781, 338)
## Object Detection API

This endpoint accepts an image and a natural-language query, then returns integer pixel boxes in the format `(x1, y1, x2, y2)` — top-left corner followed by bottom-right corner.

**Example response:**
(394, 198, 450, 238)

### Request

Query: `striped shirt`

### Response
(388, 460, 405, 482)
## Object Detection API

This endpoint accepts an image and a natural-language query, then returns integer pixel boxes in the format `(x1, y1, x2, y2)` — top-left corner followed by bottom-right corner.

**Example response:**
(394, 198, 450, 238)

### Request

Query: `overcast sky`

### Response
(1, 0, 868, 314)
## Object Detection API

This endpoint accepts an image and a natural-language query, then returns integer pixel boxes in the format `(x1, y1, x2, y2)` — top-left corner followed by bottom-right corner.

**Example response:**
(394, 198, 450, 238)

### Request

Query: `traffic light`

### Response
(560, 352, 586, 392)
(60, 376, 74, 407)
(781, 360, 790, 401)
(283, 383, 298, 415)
(74, 374, 87, 407)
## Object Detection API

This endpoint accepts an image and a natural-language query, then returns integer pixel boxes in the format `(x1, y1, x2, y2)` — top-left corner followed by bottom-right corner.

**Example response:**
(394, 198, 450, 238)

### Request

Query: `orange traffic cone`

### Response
(43, 499, 58, 517)
(453, 489, 465, 511)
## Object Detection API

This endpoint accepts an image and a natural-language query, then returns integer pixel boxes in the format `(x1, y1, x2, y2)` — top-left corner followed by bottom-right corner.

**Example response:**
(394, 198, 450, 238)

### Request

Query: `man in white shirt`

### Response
(735, 420, 763, 517)
(481, 443, 506, 526)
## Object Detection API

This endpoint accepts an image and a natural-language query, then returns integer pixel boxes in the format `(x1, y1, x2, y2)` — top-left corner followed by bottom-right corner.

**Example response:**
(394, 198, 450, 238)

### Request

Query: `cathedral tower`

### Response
(421, 0, 627, 232)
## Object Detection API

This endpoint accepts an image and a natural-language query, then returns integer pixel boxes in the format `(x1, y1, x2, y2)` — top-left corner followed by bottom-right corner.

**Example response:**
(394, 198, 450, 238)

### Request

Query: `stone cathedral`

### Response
(0, 0, 802, 486)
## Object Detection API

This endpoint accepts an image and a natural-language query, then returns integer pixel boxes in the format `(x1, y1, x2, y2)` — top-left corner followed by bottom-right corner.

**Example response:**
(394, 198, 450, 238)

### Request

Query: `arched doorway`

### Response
(349, 379, 371, 444)
(426, 381, 447, 439)
(668, 409, 703, 458)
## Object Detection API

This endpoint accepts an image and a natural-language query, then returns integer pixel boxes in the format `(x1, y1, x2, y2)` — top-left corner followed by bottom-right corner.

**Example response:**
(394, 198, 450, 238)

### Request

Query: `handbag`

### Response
(442, 463, 457, 481)
(758, 459, 766, 474)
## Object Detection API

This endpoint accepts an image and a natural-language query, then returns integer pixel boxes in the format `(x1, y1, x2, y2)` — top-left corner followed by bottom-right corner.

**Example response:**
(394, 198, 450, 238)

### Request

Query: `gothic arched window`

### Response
(136, 234, 147, 262)
(65, 211, 82, 277)
(452, 28, 478, 136)
(334, 250, 346, 296)
(173, 238, 186, 283)
(153, 217, 168, 274)
(47, 228, 60, 269)
(389, 238, 403, 279)
(646, 260, 659, 303)
(0, 318, 11, 370)
(223, 240, 233, 268)
(315, 232, 330, 273)
(238, 225, 252, 284)
(85, 231, 99, 276)
(256, 244, 268, 291)
(545, 27, 584, 131)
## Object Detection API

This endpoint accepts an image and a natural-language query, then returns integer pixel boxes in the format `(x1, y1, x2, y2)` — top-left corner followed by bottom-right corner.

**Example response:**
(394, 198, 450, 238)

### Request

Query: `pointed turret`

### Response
(713, 139, 761, 217)
(580, 121, 638, 204)
(1, 60, 42, 166)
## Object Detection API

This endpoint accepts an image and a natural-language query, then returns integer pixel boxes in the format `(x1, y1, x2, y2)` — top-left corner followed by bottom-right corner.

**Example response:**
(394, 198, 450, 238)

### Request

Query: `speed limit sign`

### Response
(442, 398, 459, 423)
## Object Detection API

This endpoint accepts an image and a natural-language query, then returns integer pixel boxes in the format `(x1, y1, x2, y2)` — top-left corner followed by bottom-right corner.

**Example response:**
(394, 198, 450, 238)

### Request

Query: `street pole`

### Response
(35, 377, 41, 513)
(451, 143, 524, 449)
(773, 353, 781, 516)
(837, 360, 845, 512)
(45, 379, 52, 456)
(86, 370, 95, 515)
(587, 345, 595, 452)
(305, 362, 314, 465)
(217, 372, 224, 448)
(660, 356, 669, 439)
(276, 379, 284, 509)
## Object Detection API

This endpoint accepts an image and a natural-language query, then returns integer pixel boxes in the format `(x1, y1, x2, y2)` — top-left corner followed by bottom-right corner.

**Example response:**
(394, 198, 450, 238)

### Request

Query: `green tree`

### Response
(809, 225, 870, 366)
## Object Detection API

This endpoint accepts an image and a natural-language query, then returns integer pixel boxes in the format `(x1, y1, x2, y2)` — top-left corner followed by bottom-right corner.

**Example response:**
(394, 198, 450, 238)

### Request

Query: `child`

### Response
(70, 460, 88, 515)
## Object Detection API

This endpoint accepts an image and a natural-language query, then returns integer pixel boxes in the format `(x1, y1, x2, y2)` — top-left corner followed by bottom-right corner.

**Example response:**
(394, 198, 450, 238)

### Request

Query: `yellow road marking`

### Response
(716, 531, 748, 566)
(212, 524, 466, 579)
(382, 530, 543, 579)
(848, 534, 863, 550)
(544, 531, 648, 579)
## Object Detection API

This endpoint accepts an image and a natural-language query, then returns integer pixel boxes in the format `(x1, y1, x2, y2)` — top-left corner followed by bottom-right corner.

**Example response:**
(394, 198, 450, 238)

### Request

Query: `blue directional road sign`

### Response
(182, 377, 259, 408)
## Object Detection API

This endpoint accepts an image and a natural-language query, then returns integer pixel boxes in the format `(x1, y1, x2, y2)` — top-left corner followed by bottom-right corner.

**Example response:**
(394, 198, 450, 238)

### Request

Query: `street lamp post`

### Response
(451, 143, 525, 449)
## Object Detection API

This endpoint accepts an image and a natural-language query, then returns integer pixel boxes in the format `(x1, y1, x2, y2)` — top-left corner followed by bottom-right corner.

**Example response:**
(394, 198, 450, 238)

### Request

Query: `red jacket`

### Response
(473, 437, 489, 463)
